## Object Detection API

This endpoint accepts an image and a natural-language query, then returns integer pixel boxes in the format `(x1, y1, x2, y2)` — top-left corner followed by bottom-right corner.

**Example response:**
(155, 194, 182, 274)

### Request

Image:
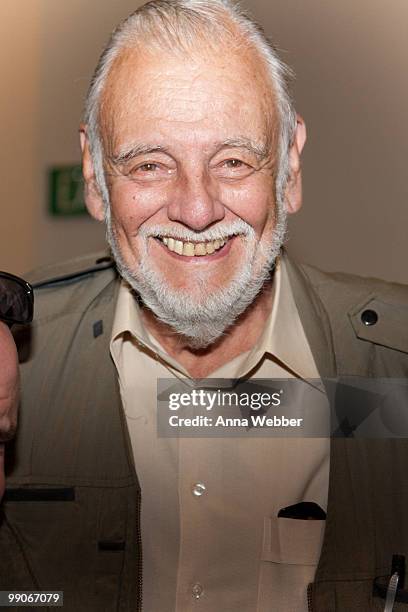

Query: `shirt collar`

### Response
(111, 282, 191, 377)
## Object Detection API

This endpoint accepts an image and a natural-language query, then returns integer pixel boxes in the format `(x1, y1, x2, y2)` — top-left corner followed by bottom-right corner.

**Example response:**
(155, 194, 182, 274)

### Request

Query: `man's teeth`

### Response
(161, 236, 227, 257)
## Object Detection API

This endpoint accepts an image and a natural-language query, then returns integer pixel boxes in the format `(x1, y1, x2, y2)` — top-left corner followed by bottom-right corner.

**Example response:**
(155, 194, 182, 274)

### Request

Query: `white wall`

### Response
(1, 1, 407, 283)
(249, 0, 408, 283)
(0, 1, 41, 275)
(0, 0, 144, 276)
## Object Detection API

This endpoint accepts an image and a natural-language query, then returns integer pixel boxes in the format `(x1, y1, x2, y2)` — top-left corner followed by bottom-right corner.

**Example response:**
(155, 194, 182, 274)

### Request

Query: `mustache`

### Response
(138, 219, 255, 242)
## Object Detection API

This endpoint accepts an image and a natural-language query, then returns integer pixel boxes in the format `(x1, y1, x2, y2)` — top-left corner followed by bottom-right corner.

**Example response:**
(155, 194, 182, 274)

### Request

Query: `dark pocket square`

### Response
(277, 501, 326, 520)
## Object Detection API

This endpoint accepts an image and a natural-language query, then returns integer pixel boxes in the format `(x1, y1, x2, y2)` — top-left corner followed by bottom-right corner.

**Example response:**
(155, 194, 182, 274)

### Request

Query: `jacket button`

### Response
(361, 309, 378, 326)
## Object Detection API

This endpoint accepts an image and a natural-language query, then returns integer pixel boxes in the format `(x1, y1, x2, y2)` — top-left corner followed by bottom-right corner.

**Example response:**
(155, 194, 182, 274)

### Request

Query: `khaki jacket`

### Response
(1, 251, 408, 611)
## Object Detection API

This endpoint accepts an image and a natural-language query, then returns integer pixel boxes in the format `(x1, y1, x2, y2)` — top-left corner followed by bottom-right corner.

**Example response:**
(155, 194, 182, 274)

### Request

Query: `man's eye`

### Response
(212, 158, 254, 180)
(127, 162, 175, 182)
(223, 159, 244, 168)
(138, 163, 159, 172)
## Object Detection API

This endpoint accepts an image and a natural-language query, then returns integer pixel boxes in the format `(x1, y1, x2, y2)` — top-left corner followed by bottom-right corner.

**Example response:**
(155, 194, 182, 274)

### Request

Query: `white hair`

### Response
(83, 0, 297, 213)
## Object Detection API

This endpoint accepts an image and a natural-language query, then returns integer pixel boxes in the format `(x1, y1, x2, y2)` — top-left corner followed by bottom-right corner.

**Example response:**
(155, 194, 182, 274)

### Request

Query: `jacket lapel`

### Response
(283, 252, 337, 380)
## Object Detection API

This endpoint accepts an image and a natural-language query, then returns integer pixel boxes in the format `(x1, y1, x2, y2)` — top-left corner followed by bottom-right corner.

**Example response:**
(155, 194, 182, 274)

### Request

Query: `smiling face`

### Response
(82, 43, 302, 347)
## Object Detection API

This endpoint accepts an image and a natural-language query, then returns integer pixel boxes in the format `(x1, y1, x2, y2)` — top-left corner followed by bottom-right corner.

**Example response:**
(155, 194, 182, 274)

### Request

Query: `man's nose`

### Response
(167, 172, 225, 231)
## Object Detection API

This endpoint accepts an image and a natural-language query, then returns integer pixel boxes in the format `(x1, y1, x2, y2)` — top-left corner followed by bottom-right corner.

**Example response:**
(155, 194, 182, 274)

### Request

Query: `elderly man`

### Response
(2, 1, 408, 611)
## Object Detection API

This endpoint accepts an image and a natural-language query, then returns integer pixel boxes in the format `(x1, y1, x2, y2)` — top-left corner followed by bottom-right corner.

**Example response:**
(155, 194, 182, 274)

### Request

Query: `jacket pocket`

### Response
(0, 511, 37, 590)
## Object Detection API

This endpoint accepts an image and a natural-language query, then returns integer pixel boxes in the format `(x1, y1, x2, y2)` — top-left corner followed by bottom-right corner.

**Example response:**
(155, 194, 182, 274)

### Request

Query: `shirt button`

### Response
(192, 482, 206, 497)
(192, 583, 204, 599)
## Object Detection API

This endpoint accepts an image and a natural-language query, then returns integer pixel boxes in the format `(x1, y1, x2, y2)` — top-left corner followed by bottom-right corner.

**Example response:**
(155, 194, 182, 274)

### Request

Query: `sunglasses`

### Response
(0, 271, 34, 326)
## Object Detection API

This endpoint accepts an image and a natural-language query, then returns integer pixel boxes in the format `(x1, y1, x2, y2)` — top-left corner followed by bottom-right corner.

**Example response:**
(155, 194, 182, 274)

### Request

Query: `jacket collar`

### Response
(284, 251, 338, 380)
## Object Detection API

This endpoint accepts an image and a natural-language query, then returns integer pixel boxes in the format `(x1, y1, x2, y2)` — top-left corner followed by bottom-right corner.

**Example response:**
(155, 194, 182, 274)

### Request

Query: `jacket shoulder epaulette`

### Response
(27, 251, 115, 289)
(23, 252, 118, 326)
(301, 263, 408, 356)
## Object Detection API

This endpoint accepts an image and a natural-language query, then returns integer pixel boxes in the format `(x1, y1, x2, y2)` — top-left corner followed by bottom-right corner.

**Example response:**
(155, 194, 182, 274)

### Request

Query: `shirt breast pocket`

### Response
(261, 516, 326, 566)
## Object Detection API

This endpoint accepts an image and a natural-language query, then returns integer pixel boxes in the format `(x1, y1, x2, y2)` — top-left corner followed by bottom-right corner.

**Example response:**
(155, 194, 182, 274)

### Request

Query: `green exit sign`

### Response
(48, 165, 87, 216)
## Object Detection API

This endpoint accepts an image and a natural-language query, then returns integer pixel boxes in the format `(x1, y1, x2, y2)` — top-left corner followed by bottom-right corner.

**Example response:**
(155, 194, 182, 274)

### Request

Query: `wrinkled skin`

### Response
(0, 322, 19, 499)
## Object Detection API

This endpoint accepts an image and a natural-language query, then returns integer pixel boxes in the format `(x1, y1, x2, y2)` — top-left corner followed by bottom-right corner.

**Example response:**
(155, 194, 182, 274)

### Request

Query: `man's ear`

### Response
(79, 124, 106, 221)
(284, 114, 307, 214)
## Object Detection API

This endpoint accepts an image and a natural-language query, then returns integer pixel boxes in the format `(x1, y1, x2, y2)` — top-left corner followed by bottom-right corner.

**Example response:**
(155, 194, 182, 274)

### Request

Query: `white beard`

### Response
(106, 208, 287, 349)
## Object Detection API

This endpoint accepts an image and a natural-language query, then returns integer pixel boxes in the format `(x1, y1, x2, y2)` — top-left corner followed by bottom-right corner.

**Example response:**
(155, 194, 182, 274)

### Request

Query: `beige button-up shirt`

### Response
(110, 255, 330, 612)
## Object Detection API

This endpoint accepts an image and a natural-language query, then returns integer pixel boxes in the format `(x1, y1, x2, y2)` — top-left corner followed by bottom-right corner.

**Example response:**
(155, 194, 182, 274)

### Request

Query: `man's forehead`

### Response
(105, 35, 271, 84)
(100, 43, 277, 140)
(98, 46, 278, 162)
